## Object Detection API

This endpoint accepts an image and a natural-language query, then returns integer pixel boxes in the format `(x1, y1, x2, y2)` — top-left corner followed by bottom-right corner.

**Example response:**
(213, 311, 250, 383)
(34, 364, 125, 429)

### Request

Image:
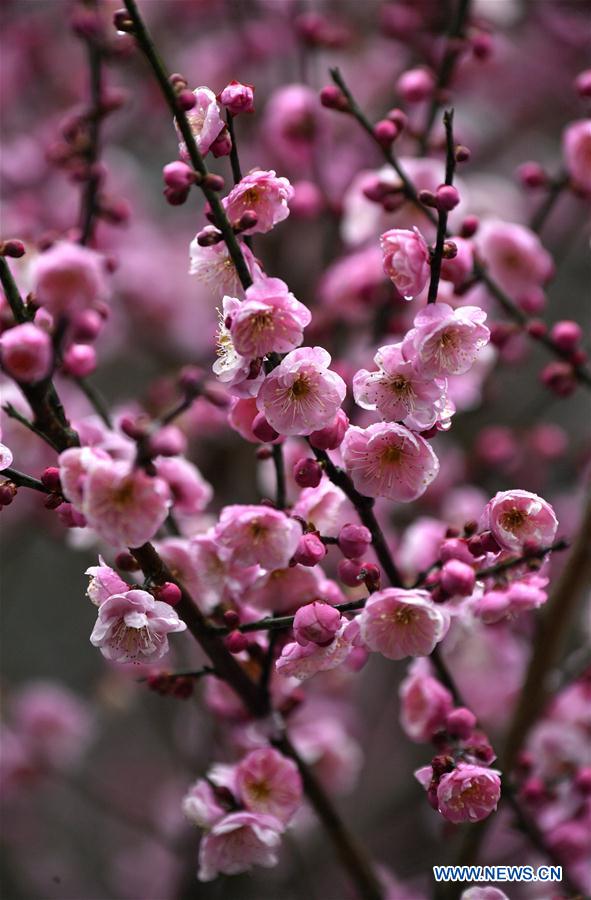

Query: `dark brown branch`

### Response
(427, 109, 456, 303)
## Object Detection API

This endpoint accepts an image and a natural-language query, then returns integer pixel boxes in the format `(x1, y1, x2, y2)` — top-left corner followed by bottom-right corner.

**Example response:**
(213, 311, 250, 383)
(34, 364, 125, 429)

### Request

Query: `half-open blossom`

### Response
(182, 779, 226, 829)
(481, 489, 558, 553)
(403, 303, 490, 377)
(293, 601, 342, 646)
(341, 422, 439, 501)
(229, 277, 311, 358)
(359, 589, 449, 660)
(476, 220, 554, 296)
(257, 346, 346, 436)
(179, 86, 225, 156)
(214, 504, 301, 571)
(85, 557, 128, 606)
(436, 764, 501, 823)
(474, 574, 548, 623)
(198, 811, 283, 881)
(399, 660, 454, 742)
(276, 623, 353, 680)
(235, 749, 302, 824)
(219, 80, 255, 116)
(1, 323, 52, 383)
(89, 589, 186, 663)
(353, 343, 449, 431)
(379, 227, 430, 299)
(563, 119, 591, 194)
(31, 241, 108, 317)
(222, 169, 293, 234)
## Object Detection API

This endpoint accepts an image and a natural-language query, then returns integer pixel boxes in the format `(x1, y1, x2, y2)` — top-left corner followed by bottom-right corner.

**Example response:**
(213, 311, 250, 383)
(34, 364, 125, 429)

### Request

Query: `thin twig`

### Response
(529, 174, 569, 235)
(427, 109, 456, 303)
(75, 376, 112, 428)
(2, 467, 51, 493)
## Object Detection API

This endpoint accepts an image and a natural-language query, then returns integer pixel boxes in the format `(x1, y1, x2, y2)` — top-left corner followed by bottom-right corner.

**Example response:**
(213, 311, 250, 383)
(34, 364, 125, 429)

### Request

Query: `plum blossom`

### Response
(563, 119, 591, 194)
(436, 764, 501, 823)
(222, 169, 293, 234)
(379, 227, 430, 299)
(353, 343, 451, 431)
(0, 323, 52, 383)
(257, 347, 346, 436)
(403, 303, 490, 377)
(474, 574, 549, 623)
(276, 622, 353, 680)
(399, 660, 454, 742)
(262, 84, 324, 169)
(229, 277, 311, 358)
(179, 86, 225, 156)
(182, 779, 226, 829)
(341, 422, 439, 501)
(235, 749, 302, 824)
(359, 589, 449, 660)
(293, 601, 342, 646)
(214, 504, 301, 571)
(481, 489, 558, 552)
(219, 80, 255, 116)
(11, 682, 93, 770)
(476, 220, 554, 296)
(153, 456, 213, 516)
(89, 589, 186, 663)
(212, 296, 265, 397)
(85, 557, 128, 606)
(189, 236, 263, 299)
(31, 241, 108, 317)
(198, 811, 283, 881)
(245, 564, 323, 613)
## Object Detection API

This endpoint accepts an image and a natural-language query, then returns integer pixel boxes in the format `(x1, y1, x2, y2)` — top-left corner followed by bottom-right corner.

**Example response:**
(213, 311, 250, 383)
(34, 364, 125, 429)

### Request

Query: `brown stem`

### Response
(79, 25, 103, 246)
(427, 109, 456, 303)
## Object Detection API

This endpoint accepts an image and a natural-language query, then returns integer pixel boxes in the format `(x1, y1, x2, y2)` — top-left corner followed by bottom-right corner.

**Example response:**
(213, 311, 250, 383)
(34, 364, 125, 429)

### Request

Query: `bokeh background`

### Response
(1, 1, 590, 898)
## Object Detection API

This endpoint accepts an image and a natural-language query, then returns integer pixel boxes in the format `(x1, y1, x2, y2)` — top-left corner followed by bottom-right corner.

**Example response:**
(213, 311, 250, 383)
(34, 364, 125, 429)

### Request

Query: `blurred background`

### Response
(1, 0, 590, 897)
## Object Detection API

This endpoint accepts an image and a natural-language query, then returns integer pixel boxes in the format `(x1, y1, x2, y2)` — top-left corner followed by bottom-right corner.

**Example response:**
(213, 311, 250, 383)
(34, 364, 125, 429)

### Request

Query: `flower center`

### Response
(290, 374, 310, 399)
(500, 508, 526, 531)
(381, 444, 403, 465)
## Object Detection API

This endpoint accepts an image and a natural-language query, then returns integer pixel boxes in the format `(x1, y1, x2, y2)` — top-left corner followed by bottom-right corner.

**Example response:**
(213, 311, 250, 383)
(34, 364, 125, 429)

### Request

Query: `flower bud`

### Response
(223, 609, 241, 629)
(574, 69, 591, 98)
(445, 707, 477, 739)
(164, 186, 190, 206)
(0, 240, 26, 258)
(541, 361, 577, 397)
(338, 523, 372, 559)
(149, 425, 187, 458)
(235, 211, 258, 233)
(460, 215, 479, 237)
(71, 309, 103, 342)
(252, 412, 280, 443)
(319, 86, 348, 111)
(386, 108, 407, 130)
(202, 173, 225, 192)
(436, 184, 460, 211)
(155, 582, 182, 607)
(177, 89, 197, 111)
(360, 562, 381, 592)
(293, 457, 323, 488)
(57, 503, 87, 527)
(517, 161, 547, 189)
(163, 161, 195, 190)
(396, 68, 435, 103)
(550, 320, 582, 353)
(219, 80, 255, 115)
(0, 481, 17, 506)
(309, 409, 349, 450)
(225, 630, 248, 653)
(337, 557, 364, 587)
(440, 559, 476, 596)
(0, 323, 52, 383)
(62, 343, 96, 377)
(455, 145, 471, 163)
(293, 601, 341, 646)
(293, 533, 327, 567)
(373, 118, 399, 146)
(40, 467, 61, 492)
(210, 128, 232, 158)
(439, 538, 474, 565)
(115, 551, 140, 572)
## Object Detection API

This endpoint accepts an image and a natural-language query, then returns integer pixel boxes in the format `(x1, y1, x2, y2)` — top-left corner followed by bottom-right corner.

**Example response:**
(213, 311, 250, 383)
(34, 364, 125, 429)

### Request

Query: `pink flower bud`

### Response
(526, 319, 547, 338)
(177, 89, 197, 111)
(518, 287, 546, 315)
(440, 559, 476, 597)
(45, 492, 64, 509)
(155, 582, 182, 607)
(319, 86, 348, 111)
(149, 426, 187, 457)
(202, 173, 225, 192)
(293, 457, 323, 488)
(115, 551, 140, 572)
(396, 68, 435, 103)
(0, 481, 17, 506)
(293, 532, 327, 567)
(252, 412, 280, 443)
(62, 343, 96, 377)
(71, 309, 103, 342)
(439, 538, 474, 566)
(40, 467, 61, 492)
(380, 227, 430, 299)
(236, 211, 258, 232)
(219, 80, 255, 116)
(436, 184, 460, 211)
(460, 215, 479, 237)
(373, 118, 399, 146)
(338, 523, 372, 559)
(550, 320, 582, 353)
(574, 69, 591, 98)
(308, 409, 349, 450)
(163, 161, 195, 190)
(223, 609, 241, 629)
(455, 145, 471, 163)
(293, 601, 341, 646)
(361, 563, 381, 592)
(337, 557, 364, 587)
(472, 32, 493, 60)
(445, 707, 477, 739)
(541, 361, 577, 397)
(164, 186, 190, 206)
(0, 239, 26, 258)
(517, 161, 547, 189)
(0, 323, 52, 383)
(210, 127, 232, 158)
(225, 630, 249, 653)
(386, 108, 407, 129)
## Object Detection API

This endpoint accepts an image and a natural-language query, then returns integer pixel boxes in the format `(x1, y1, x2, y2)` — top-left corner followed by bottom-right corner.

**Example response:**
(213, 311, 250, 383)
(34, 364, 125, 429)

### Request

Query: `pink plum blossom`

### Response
(276, 622, 353, 680)
(235, 748, 302, 824)
(0, 323, 52, 383)
(403, 303, 490, 377)
(182, 779, 226, 829)
(85, 557, 128, 606)
(474, 574, 549, 623)
(256, 347, 346, 436)
(292, 481, 350, 536)
(436, 764, 501, 823)
(399, 660, 454, 742)
(219, 80, 255, 116)
(214, 504, 301, 571)
(476, 220, 554, 296)
(89, 589, 186, 663)
(262, 84, 324, 169)
(189, 236, 263, 299)
(212, 295, 264, 397)
(359, 589, 449, 660)
(379, 227, 430, 299)
(179, 86, 225, 156)
(562, 119, 591, 194)
(245, 564, 323, 613)
(198, 811, 283, 881)
(31, 241, 108, 317)
(154, 455, 213, 516)
(353, 343, 450, 431)
(222, 169, 294, 234)
(11, 682, 93, 769)
(481, 489, 558, 552)
(341, 422, 439, 501)
(229, 277, 311, 358)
